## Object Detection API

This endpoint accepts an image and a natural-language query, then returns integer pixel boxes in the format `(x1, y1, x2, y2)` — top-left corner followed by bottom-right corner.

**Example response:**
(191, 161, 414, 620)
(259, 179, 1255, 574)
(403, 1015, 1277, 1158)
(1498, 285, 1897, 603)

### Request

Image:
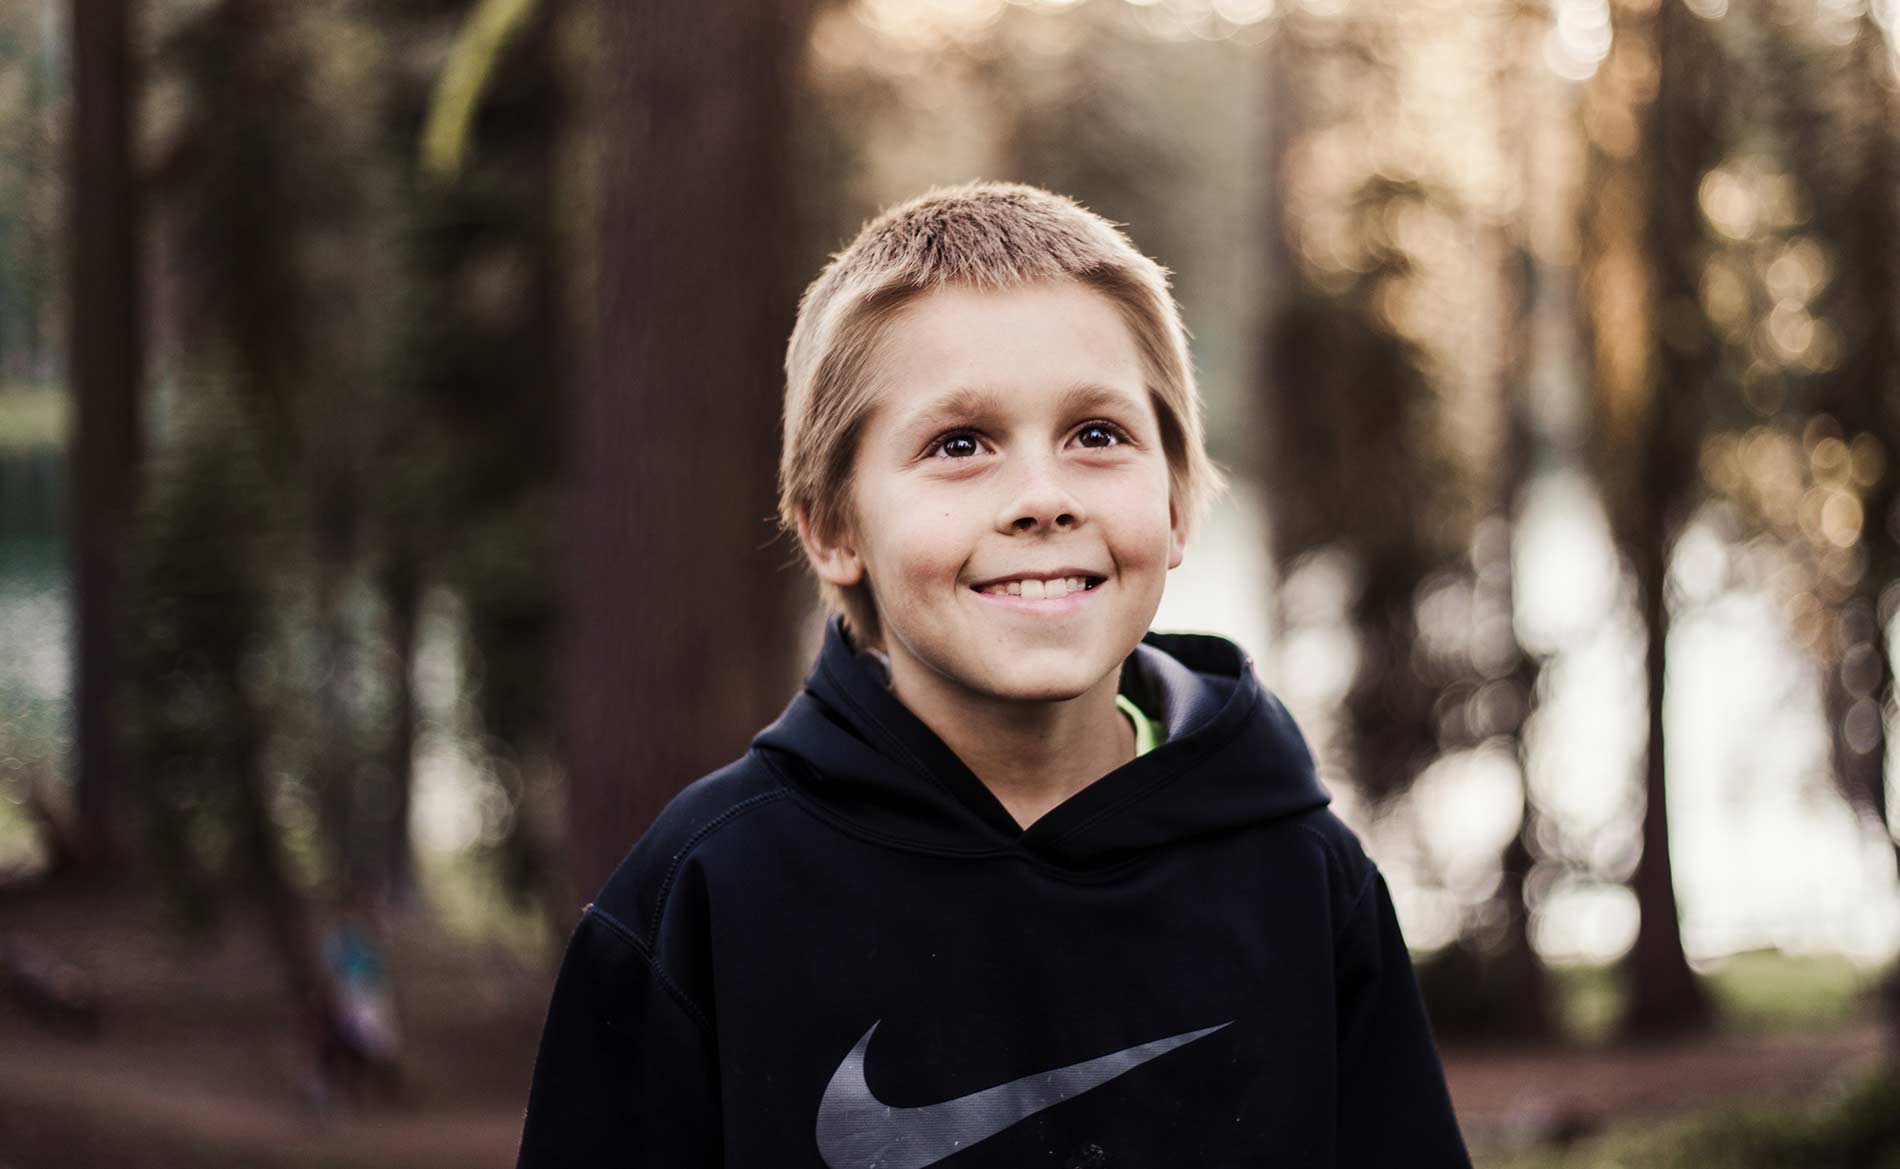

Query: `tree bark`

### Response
(1620, 0, 1717, 1040)
(1257, 10, 1445, 811)
(66, 0, 144, 868)
(564, 0, 810, 900)
(1837, 13, 1900, 1063)
(1802, 14, 1900, 1059)
(1623, 497, 1712, 1036)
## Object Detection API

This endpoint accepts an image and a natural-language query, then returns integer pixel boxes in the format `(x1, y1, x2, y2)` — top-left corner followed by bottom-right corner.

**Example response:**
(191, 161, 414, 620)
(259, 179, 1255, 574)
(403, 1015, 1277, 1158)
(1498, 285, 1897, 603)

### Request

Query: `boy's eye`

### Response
(930, 433, 983, 459)
(1075, 422, 1128, 449)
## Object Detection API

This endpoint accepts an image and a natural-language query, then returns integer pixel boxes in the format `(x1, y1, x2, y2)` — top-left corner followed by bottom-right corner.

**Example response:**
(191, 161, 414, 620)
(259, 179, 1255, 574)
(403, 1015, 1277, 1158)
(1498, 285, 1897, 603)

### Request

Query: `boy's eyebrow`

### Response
(898, 381, 1147, 432)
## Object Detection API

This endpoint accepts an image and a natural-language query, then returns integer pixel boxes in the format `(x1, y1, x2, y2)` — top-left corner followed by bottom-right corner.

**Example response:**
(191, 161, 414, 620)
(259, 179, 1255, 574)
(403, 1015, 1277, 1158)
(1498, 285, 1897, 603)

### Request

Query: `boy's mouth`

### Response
(970, 573, 1106, 600)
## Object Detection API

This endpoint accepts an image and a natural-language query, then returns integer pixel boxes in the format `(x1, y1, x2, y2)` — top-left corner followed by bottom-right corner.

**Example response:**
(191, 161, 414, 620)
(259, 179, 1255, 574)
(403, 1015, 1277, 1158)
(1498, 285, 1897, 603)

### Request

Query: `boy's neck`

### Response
(883, 654, 1136, 830)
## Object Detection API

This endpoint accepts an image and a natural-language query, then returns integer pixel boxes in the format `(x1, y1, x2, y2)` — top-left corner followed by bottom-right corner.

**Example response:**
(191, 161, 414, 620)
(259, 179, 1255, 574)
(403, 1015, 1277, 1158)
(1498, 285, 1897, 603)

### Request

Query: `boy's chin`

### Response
(973, 653, 1121, 705)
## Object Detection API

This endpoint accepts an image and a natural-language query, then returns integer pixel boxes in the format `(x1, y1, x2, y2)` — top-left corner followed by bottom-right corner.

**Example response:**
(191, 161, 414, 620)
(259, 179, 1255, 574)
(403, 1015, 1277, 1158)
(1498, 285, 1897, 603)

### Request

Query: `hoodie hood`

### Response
(752, 617, 1331, 867)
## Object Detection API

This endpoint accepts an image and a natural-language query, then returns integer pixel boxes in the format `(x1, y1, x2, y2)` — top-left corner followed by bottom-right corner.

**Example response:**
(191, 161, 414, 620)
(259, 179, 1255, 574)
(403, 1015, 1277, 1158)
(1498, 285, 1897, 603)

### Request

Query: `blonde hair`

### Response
(779, 180, 1224, 645)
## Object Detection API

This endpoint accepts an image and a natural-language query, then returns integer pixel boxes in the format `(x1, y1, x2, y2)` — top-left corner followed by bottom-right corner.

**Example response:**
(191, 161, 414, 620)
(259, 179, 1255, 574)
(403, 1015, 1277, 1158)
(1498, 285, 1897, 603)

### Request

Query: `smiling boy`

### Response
(802, 278, 1184, 828)
(515, 181, 1471, 1168)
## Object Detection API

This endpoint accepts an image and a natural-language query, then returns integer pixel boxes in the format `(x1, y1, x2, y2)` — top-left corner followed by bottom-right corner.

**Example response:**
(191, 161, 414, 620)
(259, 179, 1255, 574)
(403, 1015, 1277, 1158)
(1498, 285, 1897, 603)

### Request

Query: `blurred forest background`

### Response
(5, 0, 1900, 1164)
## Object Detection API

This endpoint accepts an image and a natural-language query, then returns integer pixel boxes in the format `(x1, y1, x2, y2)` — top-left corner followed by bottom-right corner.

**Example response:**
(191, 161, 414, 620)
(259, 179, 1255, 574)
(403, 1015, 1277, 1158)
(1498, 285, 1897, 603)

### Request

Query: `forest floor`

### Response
(1449, 1018, 1885, 1161)
(0, 878, 1889, 1169)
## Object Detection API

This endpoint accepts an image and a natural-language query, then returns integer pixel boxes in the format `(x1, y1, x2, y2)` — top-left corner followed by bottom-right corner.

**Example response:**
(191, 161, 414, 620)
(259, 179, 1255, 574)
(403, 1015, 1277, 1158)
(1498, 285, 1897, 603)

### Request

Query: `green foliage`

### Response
(0, 383, 62, 447)
(1548, 961, 1626, 1045)
(420, 0, 540, 181)
(1535, 950, 1884, 1046)
(119, 390, 279, 923)
(0, 0, 60, 379)
(416, 843, 556, 962)
(372, 0, 566, 911)
(0, 783, 46, 873)
(1418, 944, 1874, 1046)
(1704, 950, 1884, 1034)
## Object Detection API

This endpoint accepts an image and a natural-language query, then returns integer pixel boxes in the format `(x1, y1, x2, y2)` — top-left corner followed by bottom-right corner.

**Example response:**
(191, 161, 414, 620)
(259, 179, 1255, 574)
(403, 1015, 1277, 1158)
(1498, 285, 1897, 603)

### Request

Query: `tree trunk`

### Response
(312, 559, 363, 898)
(66, 0, 144, 869)
(1623, 507, 1712, 1036)
(1619, 0, 1718, 1040)
(230, 704, 349, 1069)
(1259, 17, 1301, 655)
(564, 0, 810, 900)
(1256, 9, 1445, 811)
(1840, 14, 1900, 1063)
(1822, 14, 1900, 1059)
(377, 551, 421, 908)
(233, 720, 330, 1018)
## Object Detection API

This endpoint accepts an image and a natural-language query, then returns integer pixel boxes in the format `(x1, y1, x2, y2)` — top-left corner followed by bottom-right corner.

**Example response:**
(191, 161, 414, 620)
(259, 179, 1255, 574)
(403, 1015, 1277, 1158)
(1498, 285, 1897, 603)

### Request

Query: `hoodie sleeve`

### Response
(515, 907, 720, 1168)
(1334, 868, 1471, 1168)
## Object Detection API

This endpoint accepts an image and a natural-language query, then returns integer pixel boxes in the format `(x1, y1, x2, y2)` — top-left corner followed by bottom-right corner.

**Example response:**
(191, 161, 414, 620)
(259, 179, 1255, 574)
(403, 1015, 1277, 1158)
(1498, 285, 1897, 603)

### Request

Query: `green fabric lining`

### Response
(1116, 692, 1163, 756)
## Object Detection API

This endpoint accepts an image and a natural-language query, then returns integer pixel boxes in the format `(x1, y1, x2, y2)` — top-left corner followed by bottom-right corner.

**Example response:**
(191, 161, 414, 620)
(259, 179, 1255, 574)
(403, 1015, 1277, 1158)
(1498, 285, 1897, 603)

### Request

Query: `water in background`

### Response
(0, 438, 65, 873)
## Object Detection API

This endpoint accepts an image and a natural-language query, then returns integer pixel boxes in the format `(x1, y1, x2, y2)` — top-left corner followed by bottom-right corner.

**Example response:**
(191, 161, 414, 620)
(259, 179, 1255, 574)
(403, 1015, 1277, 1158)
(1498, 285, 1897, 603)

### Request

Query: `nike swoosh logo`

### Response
(815, 1019, 1233, 1169)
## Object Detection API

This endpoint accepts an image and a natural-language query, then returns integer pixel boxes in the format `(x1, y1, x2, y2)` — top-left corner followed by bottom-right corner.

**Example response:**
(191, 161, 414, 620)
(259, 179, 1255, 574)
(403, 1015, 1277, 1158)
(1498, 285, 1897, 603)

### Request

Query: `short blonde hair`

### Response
(779, 180, 1224, 645)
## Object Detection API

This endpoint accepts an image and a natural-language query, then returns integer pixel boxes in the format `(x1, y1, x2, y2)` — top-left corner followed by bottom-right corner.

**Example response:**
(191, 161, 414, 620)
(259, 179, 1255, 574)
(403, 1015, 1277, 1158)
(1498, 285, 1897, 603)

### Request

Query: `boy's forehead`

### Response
(864, 282, 1149, 415)
(883, 382, 1149, 432)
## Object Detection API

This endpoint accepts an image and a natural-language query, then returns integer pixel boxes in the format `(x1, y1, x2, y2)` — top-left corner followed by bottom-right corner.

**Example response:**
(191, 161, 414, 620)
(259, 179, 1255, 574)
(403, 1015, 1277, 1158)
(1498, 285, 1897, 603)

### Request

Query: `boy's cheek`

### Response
(866, 533, 968, 600)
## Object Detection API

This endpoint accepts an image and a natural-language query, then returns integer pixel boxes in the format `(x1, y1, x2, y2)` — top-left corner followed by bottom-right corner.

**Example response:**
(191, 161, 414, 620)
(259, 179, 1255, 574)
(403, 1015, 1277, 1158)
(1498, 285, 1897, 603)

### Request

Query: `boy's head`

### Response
(779, 181, 1223, 696)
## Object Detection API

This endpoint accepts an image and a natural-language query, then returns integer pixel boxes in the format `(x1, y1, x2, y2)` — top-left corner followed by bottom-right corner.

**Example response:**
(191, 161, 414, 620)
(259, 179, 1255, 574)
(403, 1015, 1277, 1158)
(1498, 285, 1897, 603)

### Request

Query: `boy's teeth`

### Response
(981, 575, 1093, 599)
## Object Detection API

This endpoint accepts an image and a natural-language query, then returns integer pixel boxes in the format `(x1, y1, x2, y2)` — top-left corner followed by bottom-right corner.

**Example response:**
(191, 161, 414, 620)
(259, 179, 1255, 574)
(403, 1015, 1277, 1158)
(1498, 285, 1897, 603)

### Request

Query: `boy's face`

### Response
(803, 279, 1186, 706)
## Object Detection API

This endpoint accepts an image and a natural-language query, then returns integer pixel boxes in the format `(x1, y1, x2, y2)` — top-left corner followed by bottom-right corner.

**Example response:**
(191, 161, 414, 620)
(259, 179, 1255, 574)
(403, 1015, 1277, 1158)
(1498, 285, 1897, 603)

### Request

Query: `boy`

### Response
(515, 181, 1470, 1168)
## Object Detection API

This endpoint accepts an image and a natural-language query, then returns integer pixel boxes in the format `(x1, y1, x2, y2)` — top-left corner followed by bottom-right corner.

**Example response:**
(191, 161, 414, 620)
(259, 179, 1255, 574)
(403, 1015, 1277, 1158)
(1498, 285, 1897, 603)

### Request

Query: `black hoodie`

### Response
(515, 618, 1471, 1168)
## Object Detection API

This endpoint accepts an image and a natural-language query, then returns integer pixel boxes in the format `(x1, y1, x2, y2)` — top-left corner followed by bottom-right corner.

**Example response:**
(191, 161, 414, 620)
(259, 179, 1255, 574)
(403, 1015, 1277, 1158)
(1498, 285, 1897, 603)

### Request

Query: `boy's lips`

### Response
(966, 567, 1108, 591)
(968, 576, 1106, 614)
(967, 567, 1108, 610)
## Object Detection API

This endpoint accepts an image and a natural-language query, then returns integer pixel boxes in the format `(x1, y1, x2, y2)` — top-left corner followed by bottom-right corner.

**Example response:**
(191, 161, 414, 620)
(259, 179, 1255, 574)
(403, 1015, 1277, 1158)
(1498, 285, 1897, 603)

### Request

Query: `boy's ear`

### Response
(796, 505, 865, 587)
(1167, 497, 1188, 571)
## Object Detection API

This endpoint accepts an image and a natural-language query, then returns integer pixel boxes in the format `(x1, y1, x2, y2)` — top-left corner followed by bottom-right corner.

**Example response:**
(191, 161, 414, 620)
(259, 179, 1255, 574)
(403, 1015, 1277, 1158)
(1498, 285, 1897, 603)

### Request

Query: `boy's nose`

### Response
(1011, 510, 1075, 532)
(998, 460, 1086, 533)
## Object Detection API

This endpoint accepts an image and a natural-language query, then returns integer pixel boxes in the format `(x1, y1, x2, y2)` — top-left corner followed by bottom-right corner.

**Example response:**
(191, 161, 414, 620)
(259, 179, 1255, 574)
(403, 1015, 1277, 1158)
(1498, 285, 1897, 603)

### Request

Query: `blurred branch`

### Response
(420, 0, 540, 182)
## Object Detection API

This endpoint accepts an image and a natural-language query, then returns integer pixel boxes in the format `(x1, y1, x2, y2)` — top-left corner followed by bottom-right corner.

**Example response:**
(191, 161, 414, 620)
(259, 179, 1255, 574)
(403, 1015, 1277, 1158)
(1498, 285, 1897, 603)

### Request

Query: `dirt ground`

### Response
(0, 882, 1887, 1168)
(0, 881, 549, 1169)
(1445, 1018, 1887, 1158)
